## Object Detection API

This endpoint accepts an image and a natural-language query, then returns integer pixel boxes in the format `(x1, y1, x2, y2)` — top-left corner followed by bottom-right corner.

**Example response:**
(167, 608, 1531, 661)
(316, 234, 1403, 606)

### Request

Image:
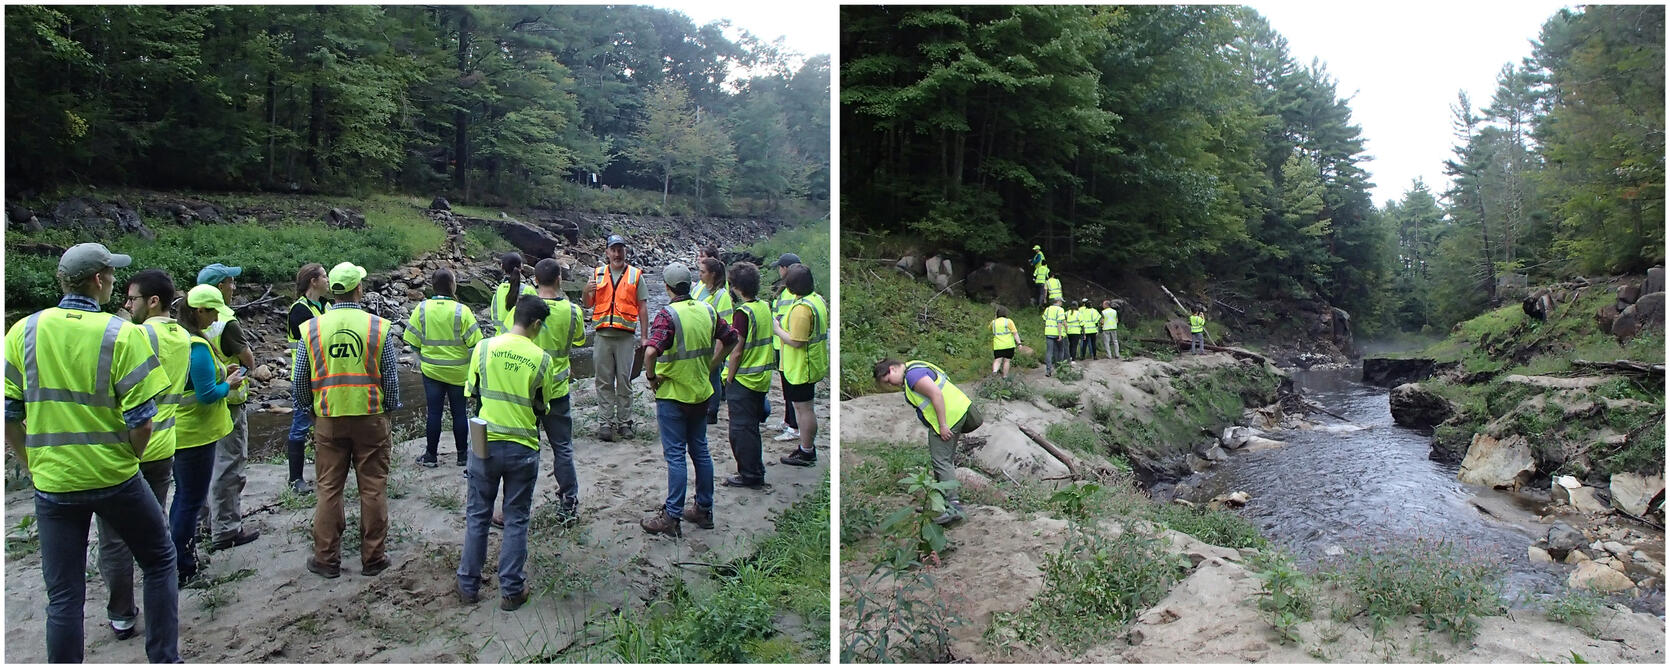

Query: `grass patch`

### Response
(975, 375, 1034, 401)
(1250, 550, 1319, 645)
(1330, 537, 1503, 641)
(1042, 389, 1080, 409)
(6, 514, 40, 561)
(1146, 503, 1267, 550)
(1045, 422, 1102, 459)
(423, 487, 463, 514)
(1542, 587, 1609, 637)
(988, 530, 1187, 652)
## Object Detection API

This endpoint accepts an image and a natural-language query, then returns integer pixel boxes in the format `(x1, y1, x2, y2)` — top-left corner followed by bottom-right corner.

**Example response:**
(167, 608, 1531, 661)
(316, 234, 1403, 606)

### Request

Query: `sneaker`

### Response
(597, 424, 617, 443)
(306, 556, 341, 579)
(779, 448, 817, 467)
(289, 478, 315, 495)
(772, 427, 800, 442)
(932, 502, 967, 526)
(415, 455, 438, 469)
(456, 454, 467, 466)
(500, 589, 529, 611)
(640, 510, 681, 537)
(721, 475, 765, 489)
(110, 620, 137, 641)
(683, 505, 714, 530)
(456, 582, 481, 605)
(210, 528, 260, 552)
(362, 558, 391, 576)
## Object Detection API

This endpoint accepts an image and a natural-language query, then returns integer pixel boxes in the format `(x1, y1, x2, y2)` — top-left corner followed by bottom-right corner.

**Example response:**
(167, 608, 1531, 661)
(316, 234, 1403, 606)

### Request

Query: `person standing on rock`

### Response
(696, 256, 733, 426)
(640, 263, 739, 536)
(490, 253, 536, 336)
(457, 294, 558, 610)
(404, 268, 482, 468)
(873, 359, 983, 525)
(583, 235, 648, 442)
(1032, 261, 1050, 307)
(97, 269, 188, 642)
(990, 305, 1020, 378)
(1190, 307, 1207, 355)
(4, 244, 180, 662)
(522, 259, 586, 520)
(1042, 297, 1068, 376)
(1100, 299, 1120, 360)
(173, 285, 245, 586)
(770, 253, 804, 443)
(721, 262, 774, 489)
(294, 262, 400, 579)
(774, 263, 828, 468)
(1030, 244, 1045, 271)
(284, 263, 332, 494)
(197, 262, 261, 552)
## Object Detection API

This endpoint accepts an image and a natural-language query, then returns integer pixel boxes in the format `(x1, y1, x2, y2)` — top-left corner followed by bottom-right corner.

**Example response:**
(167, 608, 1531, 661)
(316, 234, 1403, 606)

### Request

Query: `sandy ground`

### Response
(5, 380, 829, 663)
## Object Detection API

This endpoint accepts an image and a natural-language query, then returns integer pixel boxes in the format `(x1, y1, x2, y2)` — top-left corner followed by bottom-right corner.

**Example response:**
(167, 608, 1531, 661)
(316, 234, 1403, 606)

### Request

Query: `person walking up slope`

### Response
(990, 306, 1020, 378)
(1042, 298, 1068, 377)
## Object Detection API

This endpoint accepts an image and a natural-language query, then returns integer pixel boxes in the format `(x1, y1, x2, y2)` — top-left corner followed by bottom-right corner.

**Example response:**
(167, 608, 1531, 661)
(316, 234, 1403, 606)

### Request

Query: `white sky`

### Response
(651, 1, 835, 61)
(1249, 0, 1573, 207)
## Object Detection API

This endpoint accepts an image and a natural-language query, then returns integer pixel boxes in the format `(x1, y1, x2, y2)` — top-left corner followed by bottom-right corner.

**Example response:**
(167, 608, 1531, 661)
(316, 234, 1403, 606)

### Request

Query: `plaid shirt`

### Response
(292, 302, 401, 415)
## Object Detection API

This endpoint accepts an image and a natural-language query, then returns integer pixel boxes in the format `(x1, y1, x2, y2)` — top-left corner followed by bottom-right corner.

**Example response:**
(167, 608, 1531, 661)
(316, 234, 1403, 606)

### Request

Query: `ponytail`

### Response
(500, 252, 523, 313)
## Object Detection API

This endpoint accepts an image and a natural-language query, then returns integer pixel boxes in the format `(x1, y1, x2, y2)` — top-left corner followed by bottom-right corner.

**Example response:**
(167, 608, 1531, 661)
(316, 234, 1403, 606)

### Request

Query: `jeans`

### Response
(458, 440, 540, 598)
(287, 406, 313, 483)
(705, 365, 726, 422)
(1081, 331, 1096, 359)
(726, 381, 768, 483)
(208, 403, 249, 543)
(39, 474, 180, 663)
(1044, 336, 1062, 373)
(1192, 331, 1205, 354)
(927, 405, 984, 503)
(1066, 334, 1081, 360)
(170, 444, 217, 577)
(656, 399, 713, 519)
(423, 375, 469, 462)
(540, 394, 577, 510)
(97, 458, 172, 626)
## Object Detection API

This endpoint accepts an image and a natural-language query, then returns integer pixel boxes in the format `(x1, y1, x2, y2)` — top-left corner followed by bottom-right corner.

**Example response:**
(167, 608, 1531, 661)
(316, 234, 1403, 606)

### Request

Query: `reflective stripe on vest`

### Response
(205, 316, 249, 405)
(490, 282, 536, 334)
(1034, 264, 1049, 283)
(653, 299, 717, 403)
(1043, 306, 1066, 337)
(411, 298, 477, 386)
(287, 297, 327, 344)
(698, 281, 733, 320)
(306, 308, 388, 417)
(1190, 315, 1205, 333)
(175, 335, 233, 449)
(137, 318, 190, 463)
(1101, 308, 1118, 331)
(901, 360, 972, 435)
(591, 266, 642, 332)
(1047, 278, 1062, 301)
(471, 335, 550, 449)
(780, 293, 829, 386)
(992, 318, 1017, 350)
(734, 299, 776, 392)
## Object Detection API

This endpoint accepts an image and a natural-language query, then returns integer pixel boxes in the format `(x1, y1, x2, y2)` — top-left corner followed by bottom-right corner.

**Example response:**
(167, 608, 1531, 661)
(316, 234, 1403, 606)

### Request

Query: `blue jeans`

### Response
(422, 375, 469, 462)
(540, 394, 577, 509)
(457, 440, 539, 598)
(657, 400, 713, 519)
(287, 400, 314, 443)
(37, 473, 180, 663)
(705, 365, 726, 422)
(169, 444, 216, 577)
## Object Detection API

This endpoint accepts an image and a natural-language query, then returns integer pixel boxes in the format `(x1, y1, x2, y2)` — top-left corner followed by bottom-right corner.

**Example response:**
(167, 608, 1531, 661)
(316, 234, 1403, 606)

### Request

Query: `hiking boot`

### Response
(500, 589, 529, 611)
(306, 556, 341, 579)
(210, 528, 260, 552)
(722, 475, 765, 489)
(597, 424, 617, 442)
(456, 582, 480, 605)
(932, 502, 967, 526)
(289, 478, 315, 495)
(415, 455, 438, 469)
(684, 505, 714, 530)
(618, 422, 635, 440)
(779, 448, 817, 467)
(110, 620, 137, 641)
(772, 426, 800, 442)
(362, 558, 391, 576)
(706, 415, 719, 425)
(640, 510, 681, 537)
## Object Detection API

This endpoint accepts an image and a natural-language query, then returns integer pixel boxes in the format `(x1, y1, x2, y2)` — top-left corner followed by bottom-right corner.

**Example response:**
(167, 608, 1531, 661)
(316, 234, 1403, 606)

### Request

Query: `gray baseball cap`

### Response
(607, 234, 627, 248)
(59, 243, 132, 282)
(775, 253, 801, 268)
(663, 262, 692, 288)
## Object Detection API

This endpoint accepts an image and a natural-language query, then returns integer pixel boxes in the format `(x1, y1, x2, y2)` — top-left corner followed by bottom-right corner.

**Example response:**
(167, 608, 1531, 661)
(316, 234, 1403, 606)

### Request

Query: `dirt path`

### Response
(5, 380, 829, 663)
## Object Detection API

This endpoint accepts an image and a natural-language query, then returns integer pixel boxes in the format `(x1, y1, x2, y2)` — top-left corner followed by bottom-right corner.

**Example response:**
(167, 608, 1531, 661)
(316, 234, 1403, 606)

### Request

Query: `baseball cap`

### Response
(186, 284, 234, 319)
(1033, 245, 1041, 251)
(197, 263, 242, 286)
(607, 235, 627, 248)
(775, 253, 801, 268)
(663, 262, 692, 288)
(58, 243, 132, 282)
(328, 262, 367, 293)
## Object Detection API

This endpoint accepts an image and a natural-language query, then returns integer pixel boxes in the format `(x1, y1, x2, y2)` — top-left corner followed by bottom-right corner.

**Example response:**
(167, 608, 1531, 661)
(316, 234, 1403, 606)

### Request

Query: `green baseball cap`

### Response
(186, 284, 234, 319)
(328, 262, 367, 293)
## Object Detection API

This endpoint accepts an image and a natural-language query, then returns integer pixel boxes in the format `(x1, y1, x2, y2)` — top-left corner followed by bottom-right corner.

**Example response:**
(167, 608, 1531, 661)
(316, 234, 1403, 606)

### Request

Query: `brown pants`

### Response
(313, 413, 392, 568)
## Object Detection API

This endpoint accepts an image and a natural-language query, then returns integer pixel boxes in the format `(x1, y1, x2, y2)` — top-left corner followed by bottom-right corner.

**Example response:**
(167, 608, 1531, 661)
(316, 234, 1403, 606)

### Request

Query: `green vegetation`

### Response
(6, 514, 39, 561)
(747, 217, 832, 295)
(988, 530, 1188, 653)
(1332, 538, 1504, 641)
(1148, 503, 1267, 550)
(1250, 551, 1319, 645)
(1541, 588, 1608, 638)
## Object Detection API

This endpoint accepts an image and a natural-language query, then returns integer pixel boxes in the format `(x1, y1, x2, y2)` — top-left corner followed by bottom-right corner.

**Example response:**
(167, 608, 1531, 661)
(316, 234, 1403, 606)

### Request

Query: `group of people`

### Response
(3, 231, 828, 660)
(1028, 245, 1120, 375)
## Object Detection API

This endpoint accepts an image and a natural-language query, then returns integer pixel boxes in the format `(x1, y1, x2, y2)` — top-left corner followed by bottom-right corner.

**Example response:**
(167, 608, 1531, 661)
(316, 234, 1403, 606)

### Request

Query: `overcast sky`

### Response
(1249, 0, 1572, 207)
(651, 1, 835, 61)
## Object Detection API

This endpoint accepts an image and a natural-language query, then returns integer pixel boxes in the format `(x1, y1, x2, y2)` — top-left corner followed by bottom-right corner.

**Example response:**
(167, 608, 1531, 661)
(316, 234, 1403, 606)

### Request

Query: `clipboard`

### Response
(469, 417, 489, 459)
(630, 343, 646, 380)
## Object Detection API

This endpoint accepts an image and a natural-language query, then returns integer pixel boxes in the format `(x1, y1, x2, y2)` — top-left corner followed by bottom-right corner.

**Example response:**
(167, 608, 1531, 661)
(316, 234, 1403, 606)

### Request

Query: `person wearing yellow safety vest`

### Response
(284, 263, 331, 494)
(490, 252, 537, 336)
(1046, 274, 1063, 305)
(990, 305, 1022, 378)
(720, 262, 775, 489)
(1077, 300, 1100, 360)
(1100, 299, 1121, 359)
(456, 294, 560, 610)
(1030, 244, 1046, 270)
(582, 235, 648, 441)
(696, 256, 733, 425)
(1042, 297, 1069, 376)
(1190, 307, 1207, 355)
(404, 268, 483, 469)
(640, 263, 740, 537)
(519, 259, 587, 519)
(4, 244, 180, 662)
(293, 262, 402, 579)
(1033, 261, 1051, 306)
(197, 262, 262, 552)
(768, 253, 804, 443)
(96, 269, 187, 642)
(173, 284, 246, 588)
(774, 264, 827, 468)
(873, 358, 984, 526)
(1065, 296, 1085, 362)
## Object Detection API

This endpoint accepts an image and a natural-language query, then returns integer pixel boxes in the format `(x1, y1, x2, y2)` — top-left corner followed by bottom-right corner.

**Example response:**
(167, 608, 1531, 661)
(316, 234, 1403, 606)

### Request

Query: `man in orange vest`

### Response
(582, 235, 648, 442)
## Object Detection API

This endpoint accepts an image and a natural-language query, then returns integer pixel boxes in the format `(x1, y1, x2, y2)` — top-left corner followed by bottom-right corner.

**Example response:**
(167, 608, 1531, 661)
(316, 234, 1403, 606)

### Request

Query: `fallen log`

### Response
(1158, 283, 1191, 317)
(1303, 399, 1350, 422)
(1138, 338, 1272, 365)
(232, 286, 277, 315)
(1572, 359, 1665, 375)
(1017, 425, 1084, 479)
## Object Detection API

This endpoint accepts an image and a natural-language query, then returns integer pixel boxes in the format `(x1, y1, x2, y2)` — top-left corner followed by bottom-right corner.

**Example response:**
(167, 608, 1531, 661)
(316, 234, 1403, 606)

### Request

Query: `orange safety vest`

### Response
(590, 265, 643, 333)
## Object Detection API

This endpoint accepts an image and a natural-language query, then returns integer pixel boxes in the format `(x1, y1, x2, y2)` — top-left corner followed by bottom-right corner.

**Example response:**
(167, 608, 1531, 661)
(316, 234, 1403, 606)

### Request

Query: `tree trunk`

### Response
(305, 82, 323, 180)
(452, 12, 472, 198)
(265, 71, 276, 182)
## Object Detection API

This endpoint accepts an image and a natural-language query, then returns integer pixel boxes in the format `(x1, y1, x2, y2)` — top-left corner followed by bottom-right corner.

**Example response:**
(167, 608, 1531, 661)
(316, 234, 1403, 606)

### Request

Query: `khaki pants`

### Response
(927, 404, 984, 502)
(313, 413, 392, 568)
(208, 402, 248, 542)
(593, 331, 637, 428)
(1102, 330, 1119, 358)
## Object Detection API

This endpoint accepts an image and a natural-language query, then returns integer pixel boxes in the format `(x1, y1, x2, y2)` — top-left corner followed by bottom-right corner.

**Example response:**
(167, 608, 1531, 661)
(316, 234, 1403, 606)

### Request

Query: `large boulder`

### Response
(1547, 522, 1586, 560)
(1458, 433, 1535, 489)
(1596, 302, 1621, 333)
(965, 262, 1034, 306)
(429, 196, 451, 211)
(1568, 486, 1611, 515)
(1610, 472, 1665, 517)
(459, 215, 564, 259)
(895, 254, 926, 277)
(1567, 561, 1635, 593)
(48, 197, 154, 240)
(1646, 266, 1665, 296)
(1617, 283, 1642, 305)
(1631, 292, 1663, 334)
(1522, 289, 1554, 322)
(322, 207, 367, 229)
(1389, 383, 1453, 431)
(1361, 357, 1437, 387)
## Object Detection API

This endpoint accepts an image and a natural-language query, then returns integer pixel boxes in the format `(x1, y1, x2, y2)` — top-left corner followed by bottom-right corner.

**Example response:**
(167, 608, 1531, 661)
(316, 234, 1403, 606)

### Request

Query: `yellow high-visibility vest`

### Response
(467, 333, 555, 450)
(991, 317, 1017, 350)
(301, 307, 391, 417)
(403, 296, 482, 386)
(654, 299, 719, 403)
(901, 360, 971, 435)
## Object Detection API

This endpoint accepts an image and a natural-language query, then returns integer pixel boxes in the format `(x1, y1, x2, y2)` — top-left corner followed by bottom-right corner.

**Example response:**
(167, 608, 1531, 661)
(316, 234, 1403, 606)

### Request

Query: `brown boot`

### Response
(683, 505, 714, 530)
(640, 510, 681, 537)
(597, 424, 617, 443)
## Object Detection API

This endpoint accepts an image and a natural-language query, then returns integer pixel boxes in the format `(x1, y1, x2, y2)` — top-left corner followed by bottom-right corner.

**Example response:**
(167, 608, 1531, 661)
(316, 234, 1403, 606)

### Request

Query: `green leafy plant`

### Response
(877, 467, 959, 568)
(1048, 482, 1102, 521)
(1335, 537, 1503, 641)
(1251, 551, 1317, 644)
